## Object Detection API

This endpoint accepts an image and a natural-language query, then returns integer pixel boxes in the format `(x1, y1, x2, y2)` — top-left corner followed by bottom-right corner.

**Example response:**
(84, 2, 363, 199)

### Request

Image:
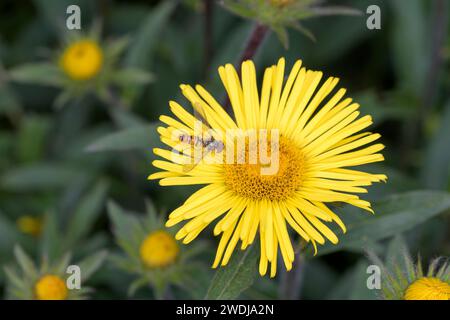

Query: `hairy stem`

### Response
(279, 250, 305, 300)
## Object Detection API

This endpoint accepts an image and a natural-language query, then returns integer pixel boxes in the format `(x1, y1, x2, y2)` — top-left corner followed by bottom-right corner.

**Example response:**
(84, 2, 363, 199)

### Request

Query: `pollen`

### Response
(223, 136, 306, 201)
(140, 230, 180, 268)
(34, 275, 68, 300)
(59, 39, 103, 81)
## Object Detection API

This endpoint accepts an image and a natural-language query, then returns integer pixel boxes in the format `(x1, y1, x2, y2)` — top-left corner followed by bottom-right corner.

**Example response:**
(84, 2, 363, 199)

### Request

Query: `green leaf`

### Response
(123, 1, 175, 103)
(310, 190, 450, 257)
(0, 213, 22, 258)
(64, 180, 109, 248)
(107, 201, 144, 260)
(9, 63, 66, 87)
(3, 266, 27, 291)
(221, 1, 256, 19)
(308, 6, 362, 17)
(0, 85, 22, 116)
(16, 115, 51, 163)
(0, 163, 86, 191)
(104, 36, 131, 61)
(389, 0, 427, 94)
(272, 25, 289, 49)
(112, 68, 154, 86)
(128, 277, 149, 297)
(108, 106, 146, 129)
(14, 245, 37, 278)
(421, 100, 450, 189)
(385, 235, 410, 272)
(85, 124, 158, 152)
(205, 245, 258, 300)
(39, 210, 62, 261)
(124, 1, 176, 69)
(77, 250, 108, 282)
(51, 252, 72, 275)
(327, 259, 377, 300)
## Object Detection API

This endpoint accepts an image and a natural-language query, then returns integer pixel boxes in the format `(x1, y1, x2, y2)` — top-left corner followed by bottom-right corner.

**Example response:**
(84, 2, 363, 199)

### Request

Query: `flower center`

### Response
(60, 40, 103, 81)
(404, 277, 450, 300)
(34, 275, 67, 300)
(140, 230, 179, 268)
(223, 136, 305, 201)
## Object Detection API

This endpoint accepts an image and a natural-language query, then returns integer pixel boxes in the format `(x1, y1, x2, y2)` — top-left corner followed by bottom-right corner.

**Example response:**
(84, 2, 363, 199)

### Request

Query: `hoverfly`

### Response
(178, 102, 224, 172)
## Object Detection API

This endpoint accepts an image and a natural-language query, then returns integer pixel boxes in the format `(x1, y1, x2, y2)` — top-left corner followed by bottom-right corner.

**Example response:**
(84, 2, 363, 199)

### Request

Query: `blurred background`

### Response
(0, 0, 449, 299)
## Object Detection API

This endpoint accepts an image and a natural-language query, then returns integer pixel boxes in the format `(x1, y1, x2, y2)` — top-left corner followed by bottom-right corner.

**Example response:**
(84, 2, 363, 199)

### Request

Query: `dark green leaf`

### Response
(9, 63, 66, 87)
(64, 180, 109, 248)
(205, 245, 258, 300)
(389, 0, 427, 94)
(0, 164, 86, 191)
(311, 190, 450, 257)
(85, 124, 158, 152)
(421, 100, 450, 189)
(77, 250, 108, 282)
(124, 1, 176, 69)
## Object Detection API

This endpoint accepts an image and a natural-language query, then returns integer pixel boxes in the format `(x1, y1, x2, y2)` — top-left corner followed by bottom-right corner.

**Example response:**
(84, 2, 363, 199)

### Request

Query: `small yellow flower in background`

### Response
(8, 31, 152, 109)
(34, 275, 68, 300)
(150, 57, 387, 277)
(140, 230, 180, 268)
(4, 245, 106, 300)
(404, 277, 450, 300)
(59, 39, 103, 81)
(108, 201, 205, 298)
(369, 237, 450, 300)
(16, 215, 43, 237)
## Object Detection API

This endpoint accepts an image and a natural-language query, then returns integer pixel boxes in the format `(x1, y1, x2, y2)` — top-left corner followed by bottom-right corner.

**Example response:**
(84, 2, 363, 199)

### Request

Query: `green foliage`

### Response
(4, 245, 106, 299)
(367, 235, 450, 300)
(86, 124, 159, 152)
(222, 0, 361, 47)
(108, 200, 207, 299)
(205, 245, 259, 300)
(421, 101, 450, 189)
(310, 191, 450, 257)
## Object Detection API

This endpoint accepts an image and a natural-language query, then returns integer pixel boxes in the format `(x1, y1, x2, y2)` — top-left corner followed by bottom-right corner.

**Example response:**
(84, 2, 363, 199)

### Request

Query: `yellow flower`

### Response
(404, 277, 450, 300)
(16, 215, 42, 237)
(140, 230, 180, 268)
(149, 58, 386, 277)
(34, 275, 68, 300)
(59, 39, 103, 80)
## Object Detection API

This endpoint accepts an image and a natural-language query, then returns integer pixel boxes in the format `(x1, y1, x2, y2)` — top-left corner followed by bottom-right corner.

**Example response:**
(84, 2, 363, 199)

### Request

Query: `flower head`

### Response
(369, 236, 450, 300)
(59, 39, 103, 81)
(16, 215, 43, 237)
(150, 57, 387, 277)
(404, 277, 450, 300)
(4, 245, 106, 300)
(140, 230, 180, 268)
(34, 275, 68, 300)
(109, 201, 204, 298)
